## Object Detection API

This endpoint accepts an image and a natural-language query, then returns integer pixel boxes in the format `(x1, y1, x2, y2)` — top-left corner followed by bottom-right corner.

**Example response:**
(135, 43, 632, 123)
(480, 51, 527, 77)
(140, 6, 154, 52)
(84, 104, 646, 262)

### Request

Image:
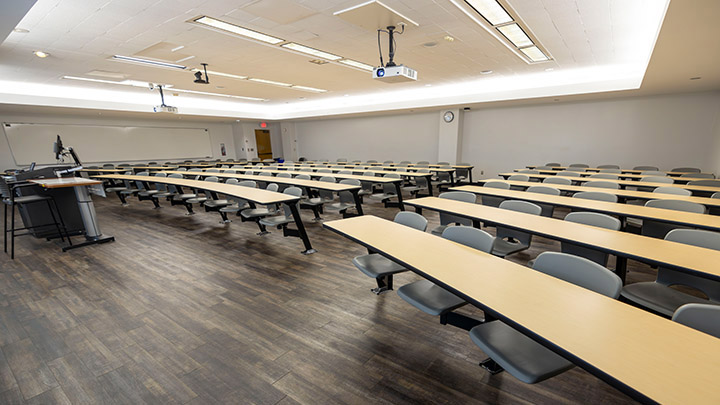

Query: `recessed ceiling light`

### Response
(690, 77, 702, 80)
(308, 59, 329, 65)
(281, 43, 342, 61)
(248, 78, 292, 87)
(519, 46, 549, 62)
(291, 85, 328, 93)
(192, 69, 247, 80)
(175, 55, 195, 63)
(497, 23, 533, 48)
(112, 55, 186, 70)
(481, 70, 493, 74)
(34, 51, 50, 58)
(338, 59, 374, 72)
(444, 35, 455, 42)
(171, 45, 185, 52)
(190, 16, 284, 45)
(13, 28, 29, 33)
(464, 0, 513, 25)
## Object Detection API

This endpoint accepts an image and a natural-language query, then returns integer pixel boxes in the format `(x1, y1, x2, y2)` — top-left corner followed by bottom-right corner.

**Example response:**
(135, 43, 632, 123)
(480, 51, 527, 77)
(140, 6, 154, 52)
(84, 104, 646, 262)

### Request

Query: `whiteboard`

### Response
(3, 122, 213, 165)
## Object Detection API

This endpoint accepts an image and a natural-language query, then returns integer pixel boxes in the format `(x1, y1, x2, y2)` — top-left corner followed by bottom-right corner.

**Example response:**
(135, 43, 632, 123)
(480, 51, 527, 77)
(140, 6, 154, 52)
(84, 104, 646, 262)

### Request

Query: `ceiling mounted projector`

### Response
(150, 84, 178, 113)
(373, 24, 417, 83)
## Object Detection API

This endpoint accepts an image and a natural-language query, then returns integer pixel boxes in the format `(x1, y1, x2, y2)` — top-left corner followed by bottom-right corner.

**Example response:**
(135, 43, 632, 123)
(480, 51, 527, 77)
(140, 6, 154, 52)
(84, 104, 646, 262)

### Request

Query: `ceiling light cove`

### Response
(290, 85, 327, 93)
(111, 55, 186, 70)
(248, 78, 292, 87)
(190, 16, 284, 45)
(281, 43, 342, 61)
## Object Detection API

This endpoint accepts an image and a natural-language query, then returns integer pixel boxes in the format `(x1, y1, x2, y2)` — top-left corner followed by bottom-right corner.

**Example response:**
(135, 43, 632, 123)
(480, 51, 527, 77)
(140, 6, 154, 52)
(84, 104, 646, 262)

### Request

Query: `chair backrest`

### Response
(206, 168, 220, 173)
(653, 186, 692, 196)
(337, 179, 360, 203)
(645, 199, 705, 213)
(545, 162, 561, 167)
(672, 167, 701, 173)
(532, 252, 622, 298)
(383, 160, 394, 164)
(598, 168, 621, 173)
(588, 173, 618, 180)
(672, 304, 720, 339)
(597, 165, 620, 169)
(320, 176, 336, 183)
(442, 226, 494, 253)
(683, 173, 715, 179)
(568, 163, 589, 168)
(277, 172, 292, 178)
(484, 181, 509, 190)
(436, 162, 450, 166)
(417, 161, 430, 165)
(295, 174, 311, 180)
(438, 191, 476, 226)
(385, 173, 401, 179)
(481, 181, 509, 207)
(557, 171, 581, 177)
(226, 178, 239, 185)
(222, 169, 237, 174)
(634, 166, 659, 171)
(565, 212, 621, 230)
(584, 180, 619, 189)
(573, 191, 617, 203)
(317, 169, 332, 173)
(641, 176, 672, 183)
(177, 167, 187, 172)
(363, 171, 376, 177)
(338, 170, 352, 174)
(527, 185, 560, 196)
(518, 169, 539, 174)
(688, 179, 720, 187)
(507, 174, 529, 182)
(713, 192, 720, 199)
(238, 180, 256, 188)
(367, 160, 378, 163)
(394, 211, 428, 231)
(496, 200, 541, 245)
(499, 200, 541, 215)
(266, 183, 279, 192)
(102, 163, 115, 168)
(543, 177, 572, 186)
(278, 186, 303, 218)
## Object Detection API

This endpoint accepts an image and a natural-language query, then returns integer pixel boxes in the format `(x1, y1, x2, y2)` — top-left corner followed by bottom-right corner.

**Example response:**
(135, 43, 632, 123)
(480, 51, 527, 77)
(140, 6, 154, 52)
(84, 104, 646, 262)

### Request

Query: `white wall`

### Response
(293, 111, 439, 162)
(461, 92, 720, 177)
(0, 113, 235, 168)
(710, 104, 720, 177)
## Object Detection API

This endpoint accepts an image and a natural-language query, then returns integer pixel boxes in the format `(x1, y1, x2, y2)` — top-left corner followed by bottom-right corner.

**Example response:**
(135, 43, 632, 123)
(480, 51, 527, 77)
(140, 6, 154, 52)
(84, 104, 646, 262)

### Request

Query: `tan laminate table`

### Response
(473, 179, 720, 209)
(405, 196, 720, 283)
(525, 166, 714, 177)
(515, 169, 712, 183)
(93, 174, 315, 254)
(450, 185, 720, 233)
(498, 173, 720, 195)
(162, 170, 364, 216)
(323, 215, 720, 404)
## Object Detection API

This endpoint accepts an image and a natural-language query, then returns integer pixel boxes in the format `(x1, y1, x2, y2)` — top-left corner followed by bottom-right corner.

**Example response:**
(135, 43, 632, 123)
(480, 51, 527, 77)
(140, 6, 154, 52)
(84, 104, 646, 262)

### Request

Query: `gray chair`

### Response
(622, 229, 720, 317)
(641, 199, 705, 239)
(402, 171, 430, 196)
(370, 174, 401, 207)
(240, 183, 280, 233)
(597, 165, 620, 169)
(397, 227, 494, 317)
(121, 171, 153, 203)
(301, 176, 336, 221)
(636, 175, 673, 193)
(430, 192, 476, 235)
(436, 162, 450, 166)
(383, 160, 394, 165)
(219, 180, 256, 218)
(470, 252, 622, 383)
(568, 163, 589, 168)
(687, 179, 720, 187)
(167, 173, 200, 214)
(711, 192, 720, 216)
(526, 186, 560, 217)
(545, 163, 561, 167)
(105, 171, 135, 205)
(193, 177, 231, 221)
(583, 180, 619, 189)
(556, 171, 581, 178)
(480, 181, 510, 208)
(672, 167, 701, 173)
(588, 173, 618, 180)
(326, 179, 361, 216)
(562, 212, 621, 266)
(491, 200, 542, 257)
(573, 191, 617, 203)
(683, 173, 715, 179)
(138, 172, 166, 208)
(258, 187, 302, 229)
(542, 177, 571, 186)
(653, 186, 691, 196)
(598, 168, 621, 173)
(455, 163, 472, 183)
(634, 166, 659, 171)
(673, 303, 720, 339)
(518, 169, 539, 174)
(352, 212, 428, 294)
(507, 174, 529, 190)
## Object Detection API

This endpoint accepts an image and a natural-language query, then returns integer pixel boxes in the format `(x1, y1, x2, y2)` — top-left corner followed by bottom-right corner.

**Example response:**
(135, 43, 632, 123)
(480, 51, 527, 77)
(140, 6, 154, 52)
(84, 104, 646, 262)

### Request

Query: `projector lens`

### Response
(376, 68, 385, 77)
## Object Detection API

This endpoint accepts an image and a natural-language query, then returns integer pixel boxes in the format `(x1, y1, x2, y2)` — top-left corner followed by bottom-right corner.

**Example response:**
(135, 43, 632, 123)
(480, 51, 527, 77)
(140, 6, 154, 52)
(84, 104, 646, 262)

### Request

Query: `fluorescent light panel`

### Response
(519, 46, 549, 62)
(248, 78, 292, 87)
(464, 0, 513, 25)
(192, 69, 247, 80)
(338, 59, 375, 71)
(281, 43, 342, 61)
(497, 23, 532, 48)
(112, 55, 186, 70)
(191, 16, 284, 45)
(291, 85, 327, 93)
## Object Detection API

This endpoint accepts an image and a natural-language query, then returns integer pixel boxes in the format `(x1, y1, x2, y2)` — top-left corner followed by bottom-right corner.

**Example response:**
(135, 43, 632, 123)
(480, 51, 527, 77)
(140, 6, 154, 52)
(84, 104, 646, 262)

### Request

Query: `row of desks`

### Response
(514, 169, 713, 183)
(498, 173, 720, 195)
(525, 165, 713, 177)
(94, 174, 317, 254)
(323, 215, 720, 404)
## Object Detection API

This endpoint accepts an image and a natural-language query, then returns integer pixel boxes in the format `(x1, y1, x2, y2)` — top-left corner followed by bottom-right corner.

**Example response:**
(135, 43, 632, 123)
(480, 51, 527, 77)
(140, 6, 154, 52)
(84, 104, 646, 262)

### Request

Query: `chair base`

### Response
(480, 358, 504, 375)
(62, 235, 115, 252)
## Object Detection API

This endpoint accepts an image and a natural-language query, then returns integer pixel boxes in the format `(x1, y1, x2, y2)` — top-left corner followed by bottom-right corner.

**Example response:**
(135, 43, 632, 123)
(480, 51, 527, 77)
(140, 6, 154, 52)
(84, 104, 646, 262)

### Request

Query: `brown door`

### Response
(255, 129, 273, 160)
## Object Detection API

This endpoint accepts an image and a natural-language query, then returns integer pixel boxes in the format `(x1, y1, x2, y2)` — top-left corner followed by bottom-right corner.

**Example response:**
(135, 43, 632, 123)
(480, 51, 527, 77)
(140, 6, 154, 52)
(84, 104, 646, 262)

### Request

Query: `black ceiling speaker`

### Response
(194, 63, 209, 84)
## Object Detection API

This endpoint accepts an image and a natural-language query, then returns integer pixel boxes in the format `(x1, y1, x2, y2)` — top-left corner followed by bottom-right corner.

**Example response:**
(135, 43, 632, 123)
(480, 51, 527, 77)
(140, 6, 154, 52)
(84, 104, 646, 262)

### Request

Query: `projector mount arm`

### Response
(377, 23, 405, 68)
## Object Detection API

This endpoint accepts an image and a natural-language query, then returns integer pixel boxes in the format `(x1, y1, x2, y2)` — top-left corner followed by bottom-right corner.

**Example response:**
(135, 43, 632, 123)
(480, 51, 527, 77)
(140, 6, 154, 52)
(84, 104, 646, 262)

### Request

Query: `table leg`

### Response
(351, 190, 364, 216)
(394, 182, 406, 211)
(616, 256, 627, 284)
(288, 203, 315, 254)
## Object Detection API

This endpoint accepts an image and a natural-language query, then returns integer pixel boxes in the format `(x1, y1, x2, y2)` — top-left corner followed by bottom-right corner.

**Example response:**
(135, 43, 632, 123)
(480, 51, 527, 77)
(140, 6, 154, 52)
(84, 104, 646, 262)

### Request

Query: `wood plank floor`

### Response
(0, 191, 655, 404)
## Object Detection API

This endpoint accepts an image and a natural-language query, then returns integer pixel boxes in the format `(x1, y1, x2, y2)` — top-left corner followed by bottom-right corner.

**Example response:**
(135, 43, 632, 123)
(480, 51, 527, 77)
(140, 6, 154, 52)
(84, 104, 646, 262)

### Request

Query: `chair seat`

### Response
(241, 208, 272, 218)
(153, 192, 175, 198)
(173, 193, 197, 200)
(621, 282, 717, 317)
(397, 279, 466, 316)
(325, 202, 354, 211)
(203, 199, 230, 208)
(370, 193, 395, 200)
(105, 187, 128, 193)
(119, 189, 139, 195)
(186, 197, 207, 204)
(220, 203, 249, 213)
(352, 254, 406, 278)
(138, 190, 161, 197)
(491, 238, 530, 258)
(358, 190, 372, 196)
(259, 215, 293, 227)
(469, 321, 573, 384)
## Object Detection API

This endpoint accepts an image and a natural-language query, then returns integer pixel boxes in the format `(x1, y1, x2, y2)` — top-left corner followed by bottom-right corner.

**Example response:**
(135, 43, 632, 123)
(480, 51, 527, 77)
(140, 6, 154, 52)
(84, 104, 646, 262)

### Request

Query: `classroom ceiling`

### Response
(0, 0, 713, 120)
